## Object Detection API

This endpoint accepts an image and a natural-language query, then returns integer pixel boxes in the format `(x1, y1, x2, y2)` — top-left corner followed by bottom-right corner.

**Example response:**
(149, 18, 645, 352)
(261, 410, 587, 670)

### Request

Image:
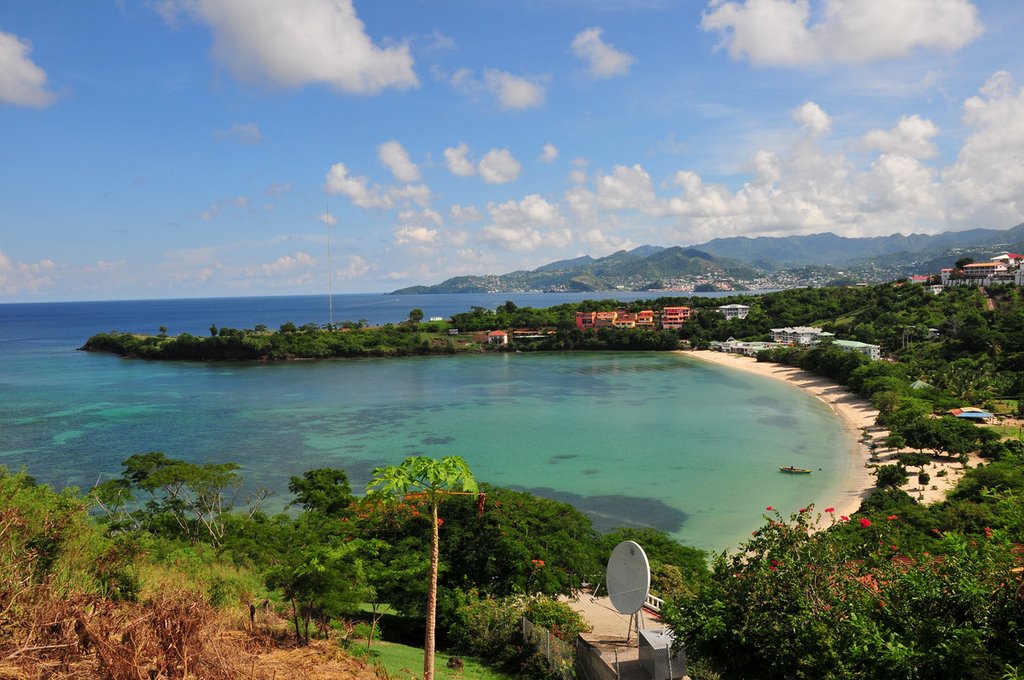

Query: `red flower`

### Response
(437, 517, 445, 526)
(887, 514, 899, 521)
(984, 527, 993, 538)
(859, 518, 872, 527)
(825, 507, 835, 513)
(766, 506, 774, 511)
(840, 515, 850, 522)
(799, 507, 808, 513)
(891, 545, 899, 551)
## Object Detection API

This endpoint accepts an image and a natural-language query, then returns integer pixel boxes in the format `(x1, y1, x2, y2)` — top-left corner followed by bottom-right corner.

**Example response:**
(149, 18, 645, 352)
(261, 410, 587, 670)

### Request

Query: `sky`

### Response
(2, 0, 1023, 302)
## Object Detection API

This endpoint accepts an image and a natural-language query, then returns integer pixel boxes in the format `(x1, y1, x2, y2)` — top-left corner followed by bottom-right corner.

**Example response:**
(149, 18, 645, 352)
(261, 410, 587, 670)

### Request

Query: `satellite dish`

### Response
(606, 540, 650, 615)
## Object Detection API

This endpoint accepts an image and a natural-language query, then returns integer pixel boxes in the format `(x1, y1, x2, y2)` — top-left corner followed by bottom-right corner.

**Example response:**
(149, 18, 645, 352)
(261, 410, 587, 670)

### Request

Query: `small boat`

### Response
(779, 466, 813, 474)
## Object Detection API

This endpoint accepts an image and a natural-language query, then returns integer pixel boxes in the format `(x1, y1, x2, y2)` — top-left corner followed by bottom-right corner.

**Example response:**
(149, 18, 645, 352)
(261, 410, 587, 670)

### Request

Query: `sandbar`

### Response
(679, 350, 972, 521)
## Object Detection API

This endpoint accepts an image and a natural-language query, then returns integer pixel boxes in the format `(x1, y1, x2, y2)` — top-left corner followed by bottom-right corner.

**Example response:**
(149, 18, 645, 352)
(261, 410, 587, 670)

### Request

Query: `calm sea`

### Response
(0, 292, 850, 551)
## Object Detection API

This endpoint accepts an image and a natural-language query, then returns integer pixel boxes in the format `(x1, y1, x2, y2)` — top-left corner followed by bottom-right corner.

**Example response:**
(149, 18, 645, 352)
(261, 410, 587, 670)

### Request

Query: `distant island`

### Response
(390, 222, 1024, 294)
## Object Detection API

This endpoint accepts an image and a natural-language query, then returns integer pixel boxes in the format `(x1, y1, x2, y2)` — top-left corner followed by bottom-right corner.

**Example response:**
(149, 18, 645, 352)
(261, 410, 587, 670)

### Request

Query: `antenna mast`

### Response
(325, 202, 334, 328)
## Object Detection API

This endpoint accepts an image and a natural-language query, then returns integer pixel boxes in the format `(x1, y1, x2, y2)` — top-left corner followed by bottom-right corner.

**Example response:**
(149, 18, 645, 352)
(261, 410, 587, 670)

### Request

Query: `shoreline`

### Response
(679, 350, 972, 521)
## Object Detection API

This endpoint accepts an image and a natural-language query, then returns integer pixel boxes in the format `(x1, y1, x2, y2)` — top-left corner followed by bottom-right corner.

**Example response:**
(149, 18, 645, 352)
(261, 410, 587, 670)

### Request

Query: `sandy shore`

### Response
(679, 350, 972, 520)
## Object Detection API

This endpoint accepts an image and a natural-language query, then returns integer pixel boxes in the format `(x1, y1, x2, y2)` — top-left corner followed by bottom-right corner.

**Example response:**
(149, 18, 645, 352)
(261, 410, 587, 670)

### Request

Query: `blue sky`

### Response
(2, 0, 1023, 301)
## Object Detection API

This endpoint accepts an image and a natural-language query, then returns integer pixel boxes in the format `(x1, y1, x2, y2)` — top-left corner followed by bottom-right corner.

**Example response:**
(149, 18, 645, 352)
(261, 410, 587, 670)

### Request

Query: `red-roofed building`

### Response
(487, 330, 508, 345)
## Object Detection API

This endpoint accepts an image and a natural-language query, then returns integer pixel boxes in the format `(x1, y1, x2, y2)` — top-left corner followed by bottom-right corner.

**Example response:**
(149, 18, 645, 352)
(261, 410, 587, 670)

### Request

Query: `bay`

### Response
(0, 292, 849, 551)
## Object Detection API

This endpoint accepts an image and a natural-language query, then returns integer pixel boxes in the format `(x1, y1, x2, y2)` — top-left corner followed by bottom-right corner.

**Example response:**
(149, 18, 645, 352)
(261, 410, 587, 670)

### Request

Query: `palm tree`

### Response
(367, 456, 477, 680)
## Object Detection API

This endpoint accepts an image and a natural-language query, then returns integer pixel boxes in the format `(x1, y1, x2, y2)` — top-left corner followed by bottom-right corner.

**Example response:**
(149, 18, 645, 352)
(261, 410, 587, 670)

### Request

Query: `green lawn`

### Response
(361, 641, 516, 680)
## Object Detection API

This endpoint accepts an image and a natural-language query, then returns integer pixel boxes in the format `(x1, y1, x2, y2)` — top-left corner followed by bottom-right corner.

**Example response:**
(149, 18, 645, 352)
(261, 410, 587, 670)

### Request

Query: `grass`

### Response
(988, 424, 1024, 440)
(992, 398, 1020, 415)
(361, 641, 516, 680)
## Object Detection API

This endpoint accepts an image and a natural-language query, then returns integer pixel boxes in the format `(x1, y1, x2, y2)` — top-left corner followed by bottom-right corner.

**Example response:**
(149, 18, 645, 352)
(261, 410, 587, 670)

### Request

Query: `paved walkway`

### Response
(559, 592, 664, 638)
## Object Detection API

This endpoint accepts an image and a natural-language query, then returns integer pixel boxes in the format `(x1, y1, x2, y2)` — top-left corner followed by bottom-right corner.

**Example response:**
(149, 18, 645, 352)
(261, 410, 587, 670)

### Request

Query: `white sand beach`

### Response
(679, 350, 973, 520)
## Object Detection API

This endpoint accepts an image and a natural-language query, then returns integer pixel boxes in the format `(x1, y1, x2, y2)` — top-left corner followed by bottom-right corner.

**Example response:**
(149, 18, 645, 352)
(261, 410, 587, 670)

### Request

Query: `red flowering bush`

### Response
(662, 500, 1023, 679)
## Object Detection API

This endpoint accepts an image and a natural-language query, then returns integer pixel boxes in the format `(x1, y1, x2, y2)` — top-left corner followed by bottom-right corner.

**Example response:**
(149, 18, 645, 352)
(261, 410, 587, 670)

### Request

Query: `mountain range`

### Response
(390, 223, 1024, 294)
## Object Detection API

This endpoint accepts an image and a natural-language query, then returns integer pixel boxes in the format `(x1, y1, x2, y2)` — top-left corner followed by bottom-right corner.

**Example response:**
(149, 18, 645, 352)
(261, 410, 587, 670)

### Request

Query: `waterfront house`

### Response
(487, 330, 508, 345)
(661, 306, 691, 330)
(636, 310, 656, 328)
(770, 326, 834, 345)
(718, 303, 750, 320)
(830, 339, 881, 360)
(575, 311, 597, 331)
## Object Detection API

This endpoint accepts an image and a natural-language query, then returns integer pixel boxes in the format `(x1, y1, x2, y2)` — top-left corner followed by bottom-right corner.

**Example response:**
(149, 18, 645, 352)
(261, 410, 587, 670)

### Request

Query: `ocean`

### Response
(0, 292, 850, 551)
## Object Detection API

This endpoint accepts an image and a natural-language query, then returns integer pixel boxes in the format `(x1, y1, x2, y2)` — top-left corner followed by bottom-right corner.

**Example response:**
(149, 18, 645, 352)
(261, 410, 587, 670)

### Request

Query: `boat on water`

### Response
(779, 466, 813, 474)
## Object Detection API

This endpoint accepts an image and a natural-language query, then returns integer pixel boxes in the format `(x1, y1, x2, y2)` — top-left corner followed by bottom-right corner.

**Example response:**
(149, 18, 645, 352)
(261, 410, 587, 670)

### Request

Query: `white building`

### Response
(770, 326, 834, 345)
(830, 339, 881, 361)
(718, 304, 750, 320)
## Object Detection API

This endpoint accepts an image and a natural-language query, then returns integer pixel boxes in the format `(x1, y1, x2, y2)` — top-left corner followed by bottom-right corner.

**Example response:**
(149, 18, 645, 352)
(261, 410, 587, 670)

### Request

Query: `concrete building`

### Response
(830, 339, 881, 360)
(718, 303, 750, 320)
(770, 326, 834, 345)
(661, 306, 691, 330)
(487, 330, 508, 345)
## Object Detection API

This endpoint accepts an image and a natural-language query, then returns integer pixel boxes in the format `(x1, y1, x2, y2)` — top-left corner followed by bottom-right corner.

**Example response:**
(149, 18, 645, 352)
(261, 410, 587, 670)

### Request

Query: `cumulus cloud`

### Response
(481, 195, 571, 252)
(702, 0, 983, 67)
(317, 212, 338, 226)
(378, 140, 420, 181)
(257, 251, 316, 276)
(792, 101, 831, 135)
(450, 204, 483, 222)
(539, 143, 559, 163)
(943, 71, 1024, 225)
(0, 250, 56, 293)
(323, 162, 431, 209)
(596, 165, 658, 211)
(861, 114, 940, 159)
(338, 254, 371, 279)
(323, 163, 392, 208)
(0, 30, 57, 107)
(484, 69, 545, 110)
(161, 0, 417, 94)
(570, 27, 635, 78)
(215, 122, 262, 144)
(444, 143, 476, 176)
(478, 148, 522, 184)
(394, 224, 440, 246)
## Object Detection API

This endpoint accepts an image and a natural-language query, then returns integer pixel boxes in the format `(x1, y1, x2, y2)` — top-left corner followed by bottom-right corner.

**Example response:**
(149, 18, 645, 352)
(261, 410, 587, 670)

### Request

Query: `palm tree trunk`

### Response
(424, 502, 439, 680)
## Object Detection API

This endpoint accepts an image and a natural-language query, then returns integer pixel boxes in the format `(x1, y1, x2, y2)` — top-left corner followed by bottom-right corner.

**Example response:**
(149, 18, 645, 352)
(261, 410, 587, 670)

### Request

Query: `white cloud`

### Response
(484, 69, 545, 110)
(0, 250, 56, 293)
(215, 122, 262, 144)
(539, 143, 559, 163)
(481, 195, 571, 252)
(0, 30, 57, 107)
(257, 251, 317, 276)
(450, 204, 483, 222)
(943, 71, 1024, 225)
(394, 224, 439, 245)
(570, 27, 635, 78)
(323, 163, 392, 208)
(317, 212, 338, 226)
(338, 254, 371, 279)
(861, 114, 940, 159)
(444, 143, 476, 176)
(163, 0, 418, 94)
(792, 101, 831, 135)
(595, 164, 658, 211)
(378, 140, 420, 181)
(702, 0, 983, 67)
(478, 148, 522, 184)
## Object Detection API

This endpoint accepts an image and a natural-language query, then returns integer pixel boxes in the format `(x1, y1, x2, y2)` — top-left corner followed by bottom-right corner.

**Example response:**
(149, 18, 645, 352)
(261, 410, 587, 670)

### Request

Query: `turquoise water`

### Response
(0, 295, 849, 551)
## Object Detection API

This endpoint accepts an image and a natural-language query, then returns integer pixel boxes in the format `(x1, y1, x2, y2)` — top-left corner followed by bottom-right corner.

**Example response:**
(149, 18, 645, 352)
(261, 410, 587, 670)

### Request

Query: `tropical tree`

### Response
(367, 456, 478, 680)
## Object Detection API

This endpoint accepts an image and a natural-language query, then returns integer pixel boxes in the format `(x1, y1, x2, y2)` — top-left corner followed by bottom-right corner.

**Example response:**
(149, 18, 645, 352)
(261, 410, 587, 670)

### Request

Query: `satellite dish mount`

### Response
(605, 540, 651, 643)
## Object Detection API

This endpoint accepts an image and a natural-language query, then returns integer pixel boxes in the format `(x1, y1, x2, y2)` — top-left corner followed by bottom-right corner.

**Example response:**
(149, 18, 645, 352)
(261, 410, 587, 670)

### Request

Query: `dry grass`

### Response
(0, 586, 379, 680)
